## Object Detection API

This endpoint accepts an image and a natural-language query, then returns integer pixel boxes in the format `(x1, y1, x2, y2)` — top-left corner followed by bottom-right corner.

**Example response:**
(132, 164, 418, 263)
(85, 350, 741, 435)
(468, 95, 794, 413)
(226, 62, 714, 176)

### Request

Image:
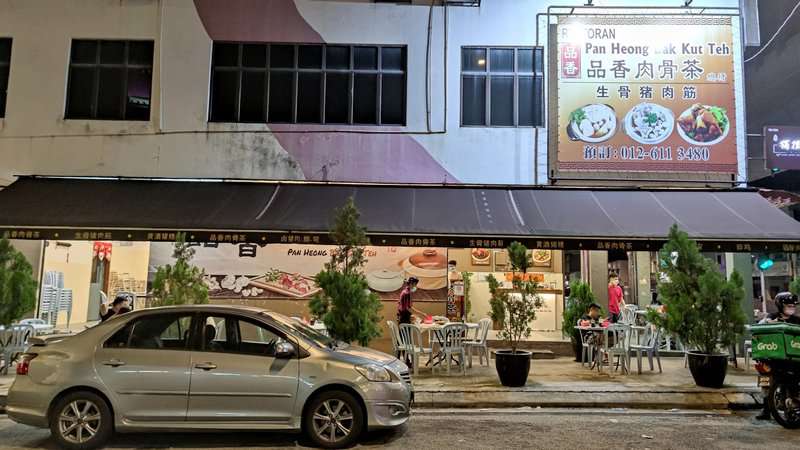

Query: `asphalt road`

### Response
(0, 408, 797, 449)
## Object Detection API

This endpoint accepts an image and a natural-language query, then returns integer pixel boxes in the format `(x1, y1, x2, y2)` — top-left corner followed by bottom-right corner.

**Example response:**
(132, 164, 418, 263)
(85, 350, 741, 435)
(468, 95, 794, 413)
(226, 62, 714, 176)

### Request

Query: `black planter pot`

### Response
(687, 352, 728, 388)
(495, 350, 532, 387)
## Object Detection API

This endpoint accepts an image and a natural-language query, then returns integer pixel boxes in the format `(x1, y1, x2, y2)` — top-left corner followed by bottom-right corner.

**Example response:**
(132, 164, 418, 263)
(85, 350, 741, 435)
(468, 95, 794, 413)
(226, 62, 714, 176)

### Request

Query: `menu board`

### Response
(554, 16, 738, 175)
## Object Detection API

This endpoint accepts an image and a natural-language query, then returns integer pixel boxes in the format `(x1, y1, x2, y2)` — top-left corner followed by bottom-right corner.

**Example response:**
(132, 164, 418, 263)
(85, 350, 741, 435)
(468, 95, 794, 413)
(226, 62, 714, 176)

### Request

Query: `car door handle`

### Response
(194, 362, 217, 371)
(102, 359, 126, 367)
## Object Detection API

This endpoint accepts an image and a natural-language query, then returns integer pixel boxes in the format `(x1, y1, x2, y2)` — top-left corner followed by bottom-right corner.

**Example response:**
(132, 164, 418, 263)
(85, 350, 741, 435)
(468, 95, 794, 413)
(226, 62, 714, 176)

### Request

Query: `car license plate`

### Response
(758, 376, 771, 388)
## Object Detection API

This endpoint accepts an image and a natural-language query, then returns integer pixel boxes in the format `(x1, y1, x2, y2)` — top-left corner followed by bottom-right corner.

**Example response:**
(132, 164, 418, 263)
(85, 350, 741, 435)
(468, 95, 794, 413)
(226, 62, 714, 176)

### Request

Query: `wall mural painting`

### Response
(148, 242, 449, 302)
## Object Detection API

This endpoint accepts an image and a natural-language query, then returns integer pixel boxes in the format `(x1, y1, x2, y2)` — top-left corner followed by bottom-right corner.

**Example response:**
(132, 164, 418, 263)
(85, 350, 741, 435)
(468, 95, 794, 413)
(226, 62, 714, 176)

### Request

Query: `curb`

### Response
(412, 390, 761, 411)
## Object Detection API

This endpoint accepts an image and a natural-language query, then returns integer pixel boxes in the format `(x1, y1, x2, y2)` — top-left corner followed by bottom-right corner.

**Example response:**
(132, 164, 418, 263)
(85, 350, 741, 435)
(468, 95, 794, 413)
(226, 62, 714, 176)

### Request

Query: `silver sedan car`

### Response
(7, 305, 412, 449)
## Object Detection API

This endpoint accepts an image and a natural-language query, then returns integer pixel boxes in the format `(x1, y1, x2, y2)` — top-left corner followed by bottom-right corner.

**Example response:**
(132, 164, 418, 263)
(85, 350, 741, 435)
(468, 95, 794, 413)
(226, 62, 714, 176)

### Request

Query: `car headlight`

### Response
(355, 364, 393, 382)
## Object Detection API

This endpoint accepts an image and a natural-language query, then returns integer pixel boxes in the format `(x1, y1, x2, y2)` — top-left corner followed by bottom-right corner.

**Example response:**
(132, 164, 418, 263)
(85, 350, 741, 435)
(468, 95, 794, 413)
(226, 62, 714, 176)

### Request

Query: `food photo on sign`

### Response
(147, 243, 449, 301)
(554, 15, 738, 175)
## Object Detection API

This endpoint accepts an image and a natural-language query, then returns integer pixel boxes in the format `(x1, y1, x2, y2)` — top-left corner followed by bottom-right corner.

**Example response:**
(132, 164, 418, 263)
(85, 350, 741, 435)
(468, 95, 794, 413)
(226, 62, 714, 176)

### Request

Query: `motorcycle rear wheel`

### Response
(768, 382, 800, 429)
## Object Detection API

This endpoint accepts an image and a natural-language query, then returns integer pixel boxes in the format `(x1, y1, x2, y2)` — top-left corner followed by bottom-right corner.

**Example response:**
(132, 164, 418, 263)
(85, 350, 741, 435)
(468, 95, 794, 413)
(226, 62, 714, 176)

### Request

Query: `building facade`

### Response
(3, 0, 780, 344)
(0, 0, 747, 188)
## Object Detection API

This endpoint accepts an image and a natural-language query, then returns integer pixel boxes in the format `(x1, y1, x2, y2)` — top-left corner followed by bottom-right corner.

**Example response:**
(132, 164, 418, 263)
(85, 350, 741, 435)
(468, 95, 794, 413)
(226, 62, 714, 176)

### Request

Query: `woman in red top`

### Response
(397, 277, 424, 324)
(607, 274, 625, 323)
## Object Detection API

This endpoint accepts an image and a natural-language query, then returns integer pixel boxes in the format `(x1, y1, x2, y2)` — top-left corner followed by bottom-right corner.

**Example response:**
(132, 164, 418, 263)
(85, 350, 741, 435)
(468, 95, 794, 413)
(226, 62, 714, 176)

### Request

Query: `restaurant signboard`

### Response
(764, 125, 800, 170)
(552, 16, 738, 177)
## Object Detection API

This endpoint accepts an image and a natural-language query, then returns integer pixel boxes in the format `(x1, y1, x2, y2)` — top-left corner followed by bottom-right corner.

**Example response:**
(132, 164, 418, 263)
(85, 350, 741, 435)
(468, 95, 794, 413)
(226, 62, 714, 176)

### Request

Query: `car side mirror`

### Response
(275, 341, 296, 359)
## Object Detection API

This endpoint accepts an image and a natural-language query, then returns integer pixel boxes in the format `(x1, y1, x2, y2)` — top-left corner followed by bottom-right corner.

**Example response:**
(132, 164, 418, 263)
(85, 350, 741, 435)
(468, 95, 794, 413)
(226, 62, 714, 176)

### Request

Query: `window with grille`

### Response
(65, 40, 154, 121)
(209, 43, 407, 126)
(461, 47, 544, 127)
(0, 38, 11, 118)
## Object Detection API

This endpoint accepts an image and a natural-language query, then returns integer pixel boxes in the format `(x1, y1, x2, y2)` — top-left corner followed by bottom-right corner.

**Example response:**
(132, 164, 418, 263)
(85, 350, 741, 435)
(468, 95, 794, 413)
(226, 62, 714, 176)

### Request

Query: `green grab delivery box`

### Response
(750, 323, 800, 360)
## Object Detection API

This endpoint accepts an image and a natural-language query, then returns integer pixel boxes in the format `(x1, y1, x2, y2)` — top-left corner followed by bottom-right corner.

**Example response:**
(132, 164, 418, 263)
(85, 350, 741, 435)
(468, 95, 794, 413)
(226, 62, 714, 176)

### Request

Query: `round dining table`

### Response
(414, 321, 479, 367)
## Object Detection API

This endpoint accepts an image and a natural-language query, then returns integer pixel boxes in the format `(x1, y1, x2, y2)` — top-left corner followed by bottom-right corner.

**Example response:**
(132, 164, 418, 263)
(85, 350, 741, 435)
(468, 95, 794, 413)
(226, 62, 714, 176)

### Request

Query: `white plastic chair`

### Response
(436, 323, 467, 375)
(0, 325, 34, 375)
(464, 318, 492, 368)
(620, 305, 638, 325)
(398, 324, 433, 376)
(744, 339, 752, 371)
(630, 325, 662, 374)
(386, 321, 405, 358)
(598, 324, 630, 374)
(577, 320, 594, 368)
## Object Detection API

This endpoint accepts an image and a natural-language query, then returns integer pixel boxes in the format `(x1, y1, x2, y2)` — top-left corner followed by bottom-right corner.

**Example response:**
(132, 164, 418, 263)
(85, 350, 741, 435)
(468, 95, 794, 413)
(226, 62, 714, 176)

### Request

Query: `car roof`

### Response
(128, 304, 271, 315)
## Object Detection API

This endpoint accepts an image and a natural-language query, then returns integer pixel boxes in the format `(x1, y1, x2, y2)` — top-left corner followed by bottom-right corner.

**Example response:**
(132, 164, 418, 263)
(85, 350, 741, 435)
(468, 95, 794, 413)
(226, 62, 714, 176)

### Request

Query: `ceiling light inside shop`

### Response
(477, 58, 486, 66)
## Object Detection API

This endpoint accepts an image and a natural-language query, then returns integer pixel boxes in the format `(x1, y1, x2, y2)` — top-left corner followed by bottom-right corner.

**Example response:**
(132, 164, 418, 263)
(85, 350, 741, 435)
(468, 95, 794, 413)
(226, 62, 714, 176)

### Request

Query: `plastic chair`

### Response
(577, 320, 594, 368)
(0, 325, 34, 375)
(620, 305, 638, 325)
(464, 318, 492, 368)
(598, 324, 630, 374)
(398, 324, 433, 376)
(744, 339, 752, 370)
(386, 321, 405, 358)
(437, 323, 467, 375)
(629, 325, 662, 374)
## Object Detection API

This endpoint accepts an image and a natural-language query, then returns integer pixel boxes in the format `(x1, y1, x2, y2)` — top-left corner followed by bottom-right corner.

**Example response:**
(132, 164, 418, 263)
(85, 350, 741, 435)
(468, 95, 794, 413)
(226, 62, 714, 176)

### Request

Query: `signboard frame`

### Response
(547, 12, 743, 185)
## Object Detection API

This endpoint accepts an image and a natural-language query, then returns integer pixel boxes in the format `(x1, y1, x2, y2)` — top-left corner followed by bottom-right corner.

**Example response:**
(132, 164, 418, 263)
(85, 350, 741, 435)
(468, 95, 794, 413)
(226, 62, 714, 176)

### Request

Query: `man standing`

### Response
(608, 274, 625, 323)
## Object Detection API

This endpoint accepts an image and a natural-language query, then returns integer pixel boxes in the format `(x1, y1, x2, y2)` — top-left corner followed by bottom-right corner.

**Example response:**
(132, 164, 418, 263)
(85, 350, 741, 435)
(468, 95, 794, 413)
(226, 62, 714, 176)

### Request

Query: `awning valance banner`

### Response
(2, 177, 800, 252)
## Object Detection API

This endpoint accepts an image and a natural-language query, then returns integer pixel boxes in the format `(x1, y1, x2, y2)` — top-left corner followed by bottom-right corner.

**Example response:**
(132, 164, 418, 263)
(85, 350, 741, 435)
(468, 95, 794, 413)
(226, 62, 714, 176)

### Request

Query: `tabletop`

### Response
(417, 322, 479, 331)
(574, 326, 607, 332)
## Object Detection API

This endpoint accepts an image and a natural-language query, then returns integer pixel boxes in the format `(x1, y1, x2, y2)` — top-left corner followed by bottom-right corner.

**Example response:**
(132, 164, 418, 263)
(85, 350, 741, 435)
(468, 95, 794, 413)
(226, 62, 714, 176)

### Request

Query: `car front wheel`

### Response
(304, 390, 365, 449)
(49, 391, 113, 450)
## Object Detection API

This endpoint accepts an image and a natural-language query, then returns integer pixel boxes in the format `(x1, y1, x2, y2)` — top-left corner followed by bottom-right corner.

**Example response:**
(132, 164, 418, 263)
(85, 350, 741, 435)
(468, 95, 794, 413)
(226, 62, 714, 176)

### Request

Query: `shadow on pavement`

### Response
(24, 426, 407, 449)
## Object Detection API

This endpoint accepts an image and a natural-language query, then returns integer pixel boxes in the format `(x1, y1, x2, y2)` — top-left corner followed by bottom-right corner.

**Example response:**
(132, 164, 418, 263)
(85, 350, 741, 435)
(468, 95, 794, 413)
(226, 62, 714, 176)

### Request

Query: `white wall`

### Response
(0, 0, 744, 186)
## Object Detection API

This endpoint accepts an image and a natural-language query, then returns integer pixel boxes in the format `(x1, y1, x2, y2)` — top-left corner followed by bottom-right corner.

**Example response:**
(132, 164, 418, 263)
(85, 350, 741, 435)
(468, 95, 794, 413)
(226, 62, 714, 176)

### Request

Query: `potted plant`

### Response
(562, 279, 597, 362)
(309, 197, 382, 346)
(0, 237, 38, 326)
(487, 242, 543, 387)
(648, 225, 746, 388)
(150, 233, 209, 307)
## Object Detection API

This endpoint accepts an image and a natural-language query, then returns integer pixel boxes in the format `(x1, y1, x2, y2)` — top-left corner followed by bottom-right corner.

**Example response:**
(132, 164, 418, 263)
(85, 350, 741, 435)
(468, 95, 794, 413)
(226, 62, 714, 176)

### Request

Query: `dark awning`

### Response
(2, 177, 800, 252)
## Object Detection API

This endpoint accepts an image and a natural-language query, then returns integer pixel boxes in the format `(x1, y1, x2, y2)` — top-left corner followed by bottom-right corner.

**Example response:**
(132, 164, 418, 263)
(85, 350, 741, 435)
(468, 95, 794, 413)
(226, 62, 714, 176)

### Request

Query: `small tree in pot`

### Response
(562, 279, 597, 362)
(309, 197, 382, 346)
(487, 242, 542, 387)
(150, 233, 209, 307)
(0, 237, 38, 326)
(648, 225, 746, 388)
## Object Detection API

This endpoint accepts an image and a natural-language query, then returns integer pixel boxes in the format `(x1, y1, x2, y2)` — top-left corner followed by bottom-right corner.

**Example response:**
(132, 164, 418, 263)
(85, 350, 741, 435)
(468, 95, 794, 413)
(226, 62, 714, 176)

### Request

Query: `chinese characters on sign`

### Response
(764, 126, 800, 170)
(2, 229, 42, 239)
(554, 16, 738, 176)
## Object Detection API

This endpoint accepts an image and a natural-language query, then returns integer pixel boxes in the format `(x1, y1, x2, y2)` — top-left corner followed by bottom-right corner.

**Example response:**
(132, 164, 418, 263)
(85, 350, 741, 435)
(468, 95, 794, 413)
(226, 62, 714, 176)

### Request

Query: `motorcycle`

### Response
(754, 357, 800, 428)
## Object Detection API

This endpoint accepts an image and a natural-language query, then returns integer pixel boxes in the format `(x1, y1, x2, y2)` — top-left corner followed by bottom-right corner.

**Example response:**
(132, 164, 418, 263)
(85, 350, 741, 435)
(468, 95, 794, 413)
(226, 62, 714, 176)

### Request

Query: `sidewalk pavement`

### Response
(0, 373, 12, 412)
(0, 357, 761, 414)
(410, 356, 761, 410)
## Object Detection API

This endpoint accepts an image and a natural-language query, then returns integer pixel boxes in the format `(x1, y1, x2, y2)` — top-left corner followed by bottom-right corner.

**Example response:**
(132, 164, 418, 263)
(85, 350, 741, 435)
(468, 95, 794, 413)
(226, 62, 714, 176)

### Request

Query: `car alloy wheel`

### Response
(312, 398, 355, 444)
(58, 399, 102, 444)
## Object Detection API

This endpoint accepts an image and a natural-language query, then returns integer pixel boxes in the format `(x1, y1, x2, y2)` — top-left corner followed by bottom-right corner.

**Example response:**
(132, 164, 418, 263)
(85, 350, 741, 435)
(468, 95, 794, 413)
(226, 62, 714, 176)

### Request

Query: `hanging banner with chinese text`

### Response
(554, 16, 738, 175)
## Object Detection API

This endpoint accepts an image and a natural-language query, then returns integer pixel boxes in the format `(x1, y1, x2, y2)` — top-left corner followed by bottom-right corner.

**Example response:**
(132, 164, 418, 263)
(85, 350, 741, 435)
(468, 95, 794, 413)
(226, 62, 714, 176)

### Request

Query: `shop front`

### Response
(2, 177, 800, 353)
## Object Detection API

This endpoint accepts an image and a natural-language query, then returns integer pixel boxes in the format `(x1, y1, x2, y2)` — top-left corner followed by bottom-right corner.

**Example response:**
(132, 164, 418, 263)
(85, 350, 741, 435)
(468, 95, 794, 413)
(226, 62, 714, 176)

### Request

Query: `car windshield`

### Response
(264, 312, 335, 348)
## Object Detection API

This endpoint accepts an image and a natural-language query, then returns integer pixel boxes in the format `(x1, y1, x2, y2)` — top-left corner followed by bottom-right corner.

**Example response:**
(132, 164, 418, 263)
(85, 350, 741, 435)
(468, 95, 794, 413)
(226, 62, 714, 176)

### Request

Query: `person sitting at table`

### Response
(579, 303, 603, 327)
